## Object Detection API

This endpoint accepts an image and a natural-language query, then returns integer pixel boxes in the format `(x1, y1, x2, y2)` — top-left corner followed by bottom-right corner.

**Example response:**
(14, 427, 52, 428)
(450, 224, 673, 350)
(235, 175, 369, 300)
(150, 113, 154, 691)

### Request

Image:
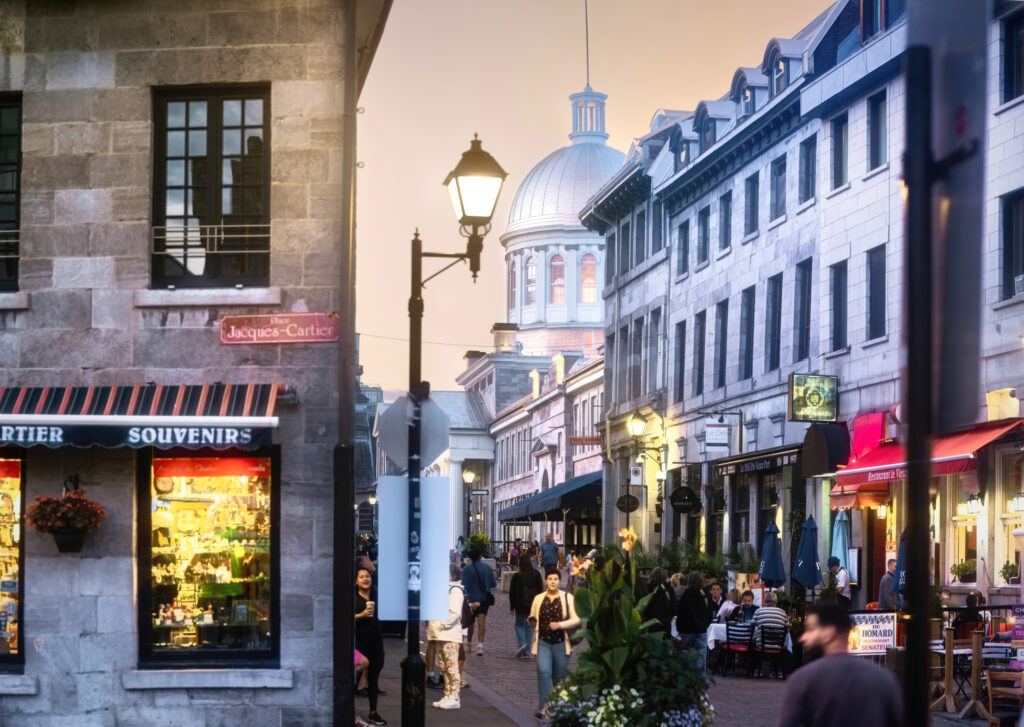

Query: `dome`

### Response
(504, 142, 625, 236)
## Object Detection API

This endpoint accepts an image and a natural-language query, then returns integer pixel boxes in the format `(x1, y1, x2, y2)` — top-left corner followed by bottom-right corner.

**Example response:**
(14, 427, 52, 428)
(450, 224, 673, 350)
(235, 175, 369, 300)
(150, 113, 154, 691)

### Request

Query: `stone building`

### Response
(584, 0, 1024, 607)
(0, 1, 390, 724)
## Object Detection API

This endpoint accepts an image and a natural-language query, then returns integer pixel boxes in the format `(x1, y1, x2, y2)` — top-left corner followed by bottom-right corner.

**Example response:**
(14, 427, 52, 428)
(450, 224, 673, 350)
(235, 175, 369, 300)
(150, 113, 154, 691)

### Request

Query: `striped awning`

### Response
(0, 383, 280, 450)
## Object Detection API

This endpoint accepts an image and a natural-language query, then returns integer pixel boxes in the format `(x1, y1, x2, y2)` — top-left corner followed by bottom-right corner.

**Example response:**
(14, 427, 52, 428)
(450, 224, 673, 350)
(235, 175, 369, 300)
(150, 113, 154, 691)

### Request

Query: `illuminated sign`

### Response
(788, 373, 839, 422)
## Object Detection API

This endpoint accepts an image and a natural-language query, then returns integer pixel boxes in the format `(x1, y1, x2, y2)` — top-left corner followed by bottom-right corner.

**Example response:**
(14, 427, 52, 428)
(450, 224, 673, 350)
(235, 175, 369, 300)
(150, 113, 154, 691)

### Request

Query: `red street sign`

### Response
(569, 436, 602, 446)
(219, 312, 339, 345)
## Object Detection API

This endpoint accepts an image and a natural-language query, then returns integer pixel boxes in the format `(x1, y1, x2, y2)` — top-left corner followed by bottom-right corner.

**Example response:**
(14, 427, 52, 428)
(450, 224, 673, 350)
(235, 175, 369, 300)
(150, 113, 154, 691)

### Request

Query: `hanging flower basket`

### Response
(25, 488, 107, 553)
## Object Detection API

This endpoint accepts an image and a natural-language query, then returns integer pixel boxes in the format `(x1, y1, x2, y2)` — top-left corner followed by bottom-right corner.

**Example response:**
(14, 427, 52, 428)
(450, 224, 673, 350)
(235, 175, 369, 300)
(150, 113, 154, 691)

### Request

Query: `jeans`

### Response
(679, 631, 708, 673)
(514, 614, 533, 650)
(536, 639, 570, 710)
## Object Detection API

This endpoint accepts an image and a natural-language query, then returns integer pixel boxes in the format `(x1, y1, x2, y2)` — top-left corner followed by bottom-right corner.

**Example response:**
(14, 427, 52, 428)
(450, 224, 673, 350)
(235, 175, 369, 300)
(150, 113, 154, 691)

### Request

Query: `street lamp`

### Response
(402, 136, 506, 726)
(462, 469, 476, 485)
(627, 413, 646, 438)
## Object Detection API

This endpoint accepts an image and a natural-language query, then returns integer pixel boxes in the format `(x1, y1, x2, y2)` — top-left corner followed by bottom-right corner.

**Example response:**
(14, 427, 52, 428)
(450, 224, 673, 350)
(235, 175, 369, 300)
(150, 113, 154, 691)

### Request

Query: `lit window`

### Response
(549, 254, 565, 304)
(580, 253, 597, 302)
(0, 458, 22, 670)
(525, 257, 536, 305)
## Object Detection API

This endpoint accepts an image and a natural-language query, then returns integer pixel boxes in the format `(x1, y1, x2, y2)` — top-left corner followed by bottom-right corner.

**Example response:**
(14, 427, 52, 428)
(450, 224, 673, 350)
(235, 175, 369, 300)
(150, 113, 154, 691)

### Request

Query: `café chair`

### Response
(724, 622, 754, 677)
(985, 669, 1024, 727)
(753, 625, 788, 679)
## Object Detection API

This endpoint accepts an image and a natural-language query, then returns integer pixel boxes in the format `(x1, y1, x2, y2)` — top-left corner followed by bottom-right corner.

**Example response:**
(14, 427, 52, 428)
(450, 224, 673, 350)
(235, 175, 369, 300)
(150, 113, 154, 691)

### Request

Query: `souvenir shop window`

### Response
(137, 450, 279, 667)
(0, 456, 22, 671)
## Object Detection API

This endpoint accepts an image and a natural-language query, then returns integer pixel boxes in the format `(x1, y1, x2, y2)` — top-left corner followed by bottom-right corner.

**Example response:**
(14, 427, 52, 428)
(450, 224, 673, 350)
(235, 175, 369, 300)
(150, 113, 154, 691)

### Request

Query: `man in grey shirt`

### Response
(540, 532, 559, 570)
(777, 603, 902, 727)
(877, 558, 898, 610)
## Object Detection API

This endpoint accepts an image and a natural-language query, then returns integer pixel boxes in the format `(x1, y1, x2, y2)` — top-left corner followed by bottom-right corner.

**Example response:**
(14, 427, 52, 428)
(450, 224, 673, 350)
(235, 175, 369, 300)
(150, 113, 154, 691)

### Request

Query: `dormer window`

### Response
(771, 55, 787, 96)
(699, 119, 715, 154)
(740, 85, 755, 117)
(862, 0, 906, 43)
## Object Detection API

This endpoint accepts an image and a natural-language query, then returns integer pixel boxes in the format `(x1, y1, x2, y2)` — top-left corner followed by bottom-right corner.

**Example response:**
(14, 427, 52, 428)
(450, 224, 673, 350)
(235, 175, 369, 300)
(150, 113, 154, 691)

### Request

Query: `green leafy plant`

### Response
(1001, 561, 1019, 582)
(818, 572, 838, 603)
(466, 531, 490, 559)
(25, 489, 107, 534)
(950, 560, 977, 583)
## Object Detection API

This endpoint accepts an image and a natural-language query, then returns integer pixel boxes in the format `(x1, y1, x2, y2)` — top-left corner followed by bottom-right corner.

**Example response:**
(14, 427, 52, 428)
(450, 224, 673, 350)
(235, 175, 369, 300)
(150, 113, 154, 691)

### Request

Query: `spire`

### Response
(585, 0, 590, 88)
(569, 0, 608, 144)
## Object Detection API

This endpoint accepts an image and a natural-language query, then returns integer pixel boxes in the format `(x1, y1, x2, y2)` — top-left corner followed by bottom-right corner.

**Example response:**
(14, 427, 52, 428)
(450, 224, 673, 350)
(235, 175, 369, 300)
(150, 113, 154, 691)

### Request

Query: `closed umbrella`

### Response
(893, 528, 907, 608)
(831, 510, 852, 571)
(758, 520, 786, 588)
(793, 516, 822, 589)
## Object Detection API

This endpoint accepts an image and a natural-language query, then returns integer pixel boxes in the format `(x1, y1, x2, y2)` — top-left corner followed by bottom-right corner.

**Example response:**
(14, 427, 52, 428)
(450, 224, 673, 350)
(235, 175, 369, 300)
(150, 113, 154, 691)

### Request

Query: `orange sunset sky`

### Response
(356, 0, 836, 396)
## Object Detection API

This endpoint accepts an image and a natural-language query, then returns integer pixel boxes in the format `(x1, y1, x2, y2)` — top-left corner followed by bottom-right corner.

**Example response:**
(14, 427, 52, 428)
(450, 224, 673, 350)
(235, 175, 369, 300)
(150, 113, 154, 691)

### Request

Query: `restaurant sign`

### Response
(788, 373, 839, 422)
(220, 312, 339, 345)
(847, 612, 897, 655)
(1011, 605, 1024, 669)
(0, 423, 271, 451)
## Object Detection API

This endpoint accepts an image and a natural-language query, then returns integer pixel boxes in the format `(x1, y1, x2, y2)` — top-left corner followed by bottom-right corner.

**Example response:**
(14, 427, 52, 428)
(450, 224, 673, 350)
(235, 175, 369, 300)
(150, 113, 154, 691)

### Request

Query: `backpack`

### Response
(450, 585, 473, 629)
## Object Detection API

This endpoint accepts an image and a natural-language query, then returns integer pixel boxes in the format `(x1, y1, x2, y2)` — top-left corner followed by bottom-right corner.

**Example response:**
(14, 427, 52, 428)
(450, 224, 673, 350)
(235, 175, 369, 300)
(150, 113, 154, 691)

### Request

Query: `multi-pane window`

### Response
(549, 255, 565, 304)
(1005, 10, 1024, 102)
(862, 0, 883, 40)
(507, 259, 517, 309)
(744, 173, 759, 235)
(832, 113, 849, 189)
(799, 135, 817, 203)
(616, 326, 629, 400)
(677, 220, 690, 275)
(693, 311, 706, 396)
(1002, 190, 1024, 299)
(619, 222, 631, 275)
(771, 54, 787, 96)
(830, 260, 848, 351)
(605, 234, 616, 285)
(700, 118, 715, 153)
(631, 319, 645, 400)
(867, 245, 886, 339)
(648, 308, 661, 393)
(580, 253, 598, 302)
(868, 92, 887, 170)
(770, 155, 786, 220)
(139, 454, 278, 666)
(794, 258, 813, 361)
(154, 86, 270, 288)
(719, 192, 732, 250)
(0, 97, 21, 292)
(697, 206, 710, 264)
(0, 457, 22, 670)
(765, 273, 782, 371)
(714, 299, 729, 389)
(731, 475, 751, 553)
(739, 84, 755, 117)
(525, 256, 536, 305)
(651, 201, 664, 254)
(634, 209, 647, 267)
(674, 321, 686, 403)
(739, 286, 755, 380)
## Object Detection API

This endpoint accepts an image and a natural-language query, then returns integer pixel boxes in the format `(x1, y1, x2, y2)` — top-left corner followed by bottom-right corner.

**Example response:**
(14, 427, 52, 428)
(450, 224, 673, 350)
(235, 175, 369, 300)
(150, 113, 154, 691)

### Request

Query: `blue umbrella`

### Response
(758, 520, 786, 588)
(793, 516, 822, 589)
(893, 528, 908, 608)
(831, 510, 852, 571)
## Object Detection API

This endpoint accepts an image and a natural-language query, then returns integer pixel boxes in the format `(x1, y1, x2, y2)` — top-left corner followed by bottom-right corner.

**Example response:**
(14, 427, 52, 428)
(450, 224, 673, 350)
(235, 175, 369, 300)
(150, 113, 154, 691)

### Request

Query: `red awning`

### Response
(831, 419, 1024, 491)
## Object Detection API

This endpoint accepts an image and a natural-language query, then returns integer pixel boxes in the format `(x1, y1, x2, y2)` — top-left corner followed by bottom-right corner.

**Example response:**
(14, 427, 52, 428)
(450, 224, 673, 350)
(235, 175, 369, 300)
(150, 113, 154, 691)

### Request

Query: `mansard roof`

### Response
(730, 67, 768, 101)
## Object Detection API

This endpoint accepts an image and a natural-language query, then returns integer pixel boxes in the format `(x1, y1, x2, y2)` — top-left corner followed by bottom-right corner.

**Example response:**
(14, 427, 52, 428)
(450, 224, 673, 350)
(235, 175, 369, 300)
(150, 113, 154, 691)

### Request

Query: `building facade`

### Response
(0, 1, 389, 723)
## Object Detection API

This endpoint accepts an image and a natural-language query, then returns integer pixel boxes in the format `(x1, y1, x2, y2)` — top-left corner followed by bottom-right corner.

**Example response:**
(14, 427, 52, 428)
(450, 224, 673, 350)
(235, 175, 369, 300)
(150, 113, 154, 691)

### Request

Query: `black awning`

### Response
(801, 422, 851, 478)
(711, 444, 802, 477)
(498, 471, 602, 523)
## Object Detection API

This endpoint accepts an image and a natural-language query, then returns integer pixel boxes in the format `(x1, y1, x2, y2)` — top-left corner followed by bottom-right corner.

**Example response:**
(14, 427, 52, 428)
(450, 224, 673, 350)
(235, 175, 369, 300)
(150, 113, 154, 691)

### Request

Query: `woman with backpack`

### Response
(529, 567, 581, 720)
(509, 552, 543, 658)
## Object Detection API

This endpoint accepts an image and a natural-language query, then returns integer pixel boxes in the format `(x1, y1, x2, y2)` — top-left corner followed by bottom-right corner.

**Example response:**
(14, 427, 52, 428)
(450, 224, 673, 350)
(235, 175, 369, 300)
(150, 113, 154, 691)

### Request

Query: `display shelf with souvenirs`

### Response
(147, 457, 272, 654)
(0, 459, 21, 662)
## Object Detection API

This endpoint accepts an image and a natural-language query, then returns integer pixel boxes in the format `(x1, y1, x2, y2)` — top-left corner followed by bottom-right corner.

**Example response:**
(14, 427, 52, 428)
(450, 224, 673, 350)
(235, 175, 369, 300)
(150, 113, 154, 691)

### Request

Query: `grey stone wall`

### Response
(0, 1, 350, 723)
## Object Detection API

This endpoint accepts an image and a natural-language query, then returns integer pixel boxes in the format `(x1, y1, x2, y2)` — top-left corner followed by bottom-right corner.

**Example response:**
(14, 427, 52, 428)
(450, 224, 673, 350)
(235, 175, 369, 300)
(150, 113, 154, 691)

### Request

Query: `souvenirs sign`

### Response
(220, 312, 339, 345)
(0, 423, 270, 451)
(788, 373, 839, 422)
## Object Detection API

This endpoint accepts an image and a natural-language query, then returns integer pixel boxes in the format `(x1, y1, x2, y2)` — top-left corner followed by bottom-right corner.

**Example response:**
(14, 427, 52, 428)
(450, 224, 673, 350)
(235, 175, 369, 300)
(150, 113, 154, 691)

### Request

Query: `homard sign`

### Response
(788, 373, 839, 422)
(0, 423, 270, 450)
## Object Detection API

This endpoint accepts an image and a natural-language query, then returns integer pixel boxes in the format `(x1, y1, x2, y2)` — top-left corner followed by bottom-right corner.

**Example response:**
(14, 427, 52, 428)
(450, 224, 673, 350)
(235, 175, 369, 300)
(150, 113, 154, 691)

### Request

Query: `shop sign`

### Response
(669, 486, 700, 513)
(848, 612, 897, 655)
(788, 373, 839, 422)
(717, 451, 800, 477)
(569, 436, 602, 446)
(705, 422, 730, 446)
(0, 461, 19, 478)
(219, 312, 339, 345)
(1011, 605, 1024, 669)
(0, 423, 272, 451)
(153, 457, 270, 478)
(616, 494, 640, 513)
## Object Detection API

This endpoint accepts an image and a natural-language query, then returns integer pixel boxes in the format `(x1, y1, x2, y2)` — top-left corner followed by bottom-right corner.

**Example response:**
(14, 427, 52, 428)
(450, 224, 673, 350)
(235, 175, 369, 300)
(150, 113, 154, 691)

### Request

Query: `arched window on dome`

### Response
(580, 254, 598, 303)
(524, 257, 536, 305)
(508, 258, 517, 309)
(549, 255, 565, 304)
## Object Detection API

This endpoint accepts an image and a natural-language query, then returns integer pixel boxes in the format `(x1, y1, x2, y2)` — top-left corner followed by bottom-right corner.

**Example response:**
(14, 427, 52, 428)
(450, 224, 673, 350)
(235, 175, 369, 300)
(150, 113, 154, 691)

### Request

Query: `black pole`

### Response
(402, 231, 427, 726)
(333, 0, 358, 725)
(903, 44, 933, 727)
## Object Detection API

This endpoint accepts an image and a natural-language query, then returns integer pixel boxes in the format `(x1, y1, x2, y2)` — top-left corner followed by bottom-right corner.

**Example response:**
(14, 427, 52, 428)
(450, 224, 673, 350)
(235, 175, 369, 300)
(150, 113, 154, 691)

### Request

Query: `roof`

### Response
(430, 390, 490, 430)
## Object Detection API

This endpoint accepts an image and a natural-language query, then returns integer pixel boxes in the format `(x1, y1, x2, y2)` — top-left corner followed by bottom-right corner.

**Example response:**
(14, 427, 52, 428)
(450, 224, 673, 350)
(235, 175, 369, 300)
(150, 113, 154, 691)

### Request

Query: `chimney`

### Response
(491, 323, 519, 353)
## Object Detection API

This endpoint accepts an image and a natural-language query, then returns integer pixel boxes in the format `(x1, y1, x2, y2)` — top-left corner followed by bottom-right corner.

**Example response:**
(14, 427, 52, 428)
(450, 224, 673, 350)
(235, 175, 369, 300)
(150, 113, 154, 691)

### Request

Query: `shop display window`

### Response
(137, 451, 279, 667)
(1000, 453, 1024, 583)
(0, 457, 22, 671)
(731, 475, 750, 553)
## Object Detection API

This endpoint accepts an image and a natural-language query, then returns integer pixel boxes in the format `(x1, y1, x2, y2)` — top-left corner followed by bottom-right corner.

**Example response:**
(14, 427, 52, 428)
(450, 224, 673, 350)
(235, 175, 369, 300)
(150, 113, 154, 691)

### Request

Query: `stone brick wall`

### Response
(0, 0, 351, 723)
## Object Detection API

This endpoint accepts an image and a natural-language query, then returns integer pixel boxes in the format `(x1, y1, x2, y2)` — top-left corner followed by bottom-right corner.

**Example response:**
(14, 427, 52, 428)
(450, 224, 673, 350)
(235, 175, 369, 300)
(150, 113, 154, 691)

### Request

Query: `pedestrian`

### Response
(707, 581, 725, 615)
(952, 592, 984, 629)
(462, 547, 497, 655)
(643, 567, 676, 635)
(827, 556, 852, 609)
(540, 532, 560, 571)
(510, 552, 543, 657)
(776, 603, 902, 727)
(877, 558, 898, 610)
(509, 538, 521, 561)
(530, 540, 541, 570)
(354, 565, 387, 725)
(456, 535, 467, 562)
(717, 588, 742, 623)
(671, 572, 685, 600)
(529, 567, 580, 720)
(750, 591, 789, 677)
(427, 563, 466, 710)
(676, 571, 714, 672)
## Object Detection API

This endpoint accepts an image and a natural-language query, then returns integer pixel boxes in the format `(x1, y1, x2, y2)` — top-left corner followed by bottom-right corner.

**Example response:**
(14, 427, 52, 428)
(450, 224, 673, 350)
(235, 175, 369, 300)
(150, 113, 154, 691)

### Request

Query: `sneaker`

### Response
(426, 676, 443, 689)
(366, 713, 388, 725)
(515, 644, 527, 657)
(475, 644, 483, 656)
(433, 698, 461, 710)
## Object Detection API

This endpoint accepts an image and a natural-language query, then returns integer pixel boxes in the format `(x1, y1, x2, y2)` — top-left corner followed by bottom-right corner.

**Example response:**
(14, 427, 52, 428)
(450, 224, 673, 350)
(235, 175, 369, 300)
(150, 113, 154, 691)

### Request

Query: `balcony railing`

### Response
(151, 223, 270, 288)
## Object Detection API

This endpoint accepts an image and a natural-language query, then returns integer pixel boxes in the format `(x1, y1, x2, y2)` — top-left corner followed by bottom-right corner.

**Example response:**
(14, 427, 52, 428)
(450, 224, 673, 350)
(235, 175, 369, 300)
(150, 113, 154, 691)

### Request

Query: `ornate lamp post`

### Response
(401, 136, 506, 726)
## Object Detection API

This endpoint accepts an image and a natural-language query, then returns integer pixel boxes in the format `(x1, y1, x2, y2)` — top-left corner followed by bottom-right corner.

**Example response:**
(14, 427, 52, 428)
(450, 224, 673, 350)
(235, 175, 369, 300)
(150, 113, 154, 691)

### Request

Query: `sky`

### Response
(356, 0, 837, 395)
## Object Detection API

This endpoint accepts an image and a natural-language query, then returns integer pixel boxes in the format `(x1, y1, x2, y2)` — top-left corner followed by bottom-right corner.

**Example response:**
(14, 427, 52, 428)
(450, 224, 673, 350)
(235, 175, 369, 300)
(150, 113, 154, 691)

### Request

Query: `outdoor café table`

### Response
(707, 622, 793, 652)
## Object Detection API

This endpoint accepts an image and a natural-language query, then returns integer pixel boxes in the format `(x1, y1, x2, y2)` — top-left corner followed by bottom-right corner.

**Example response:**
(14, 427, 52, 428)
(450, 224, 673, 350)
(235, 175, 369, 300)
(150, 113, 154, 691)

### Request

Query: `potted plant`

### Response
(25, 487, 107, 553)
(465, 530, 490, 560)
(1001, 560, 1020, 585)
(950, 560, 977, 583)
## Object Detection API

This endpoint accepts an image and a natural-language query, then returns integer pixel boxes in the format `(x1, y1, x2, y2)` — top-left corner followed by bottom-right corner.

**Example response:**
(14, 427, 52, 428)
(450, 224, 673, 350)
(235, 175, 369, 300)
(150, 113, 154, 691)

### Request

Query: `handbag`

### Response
(471, 563, 496, 608)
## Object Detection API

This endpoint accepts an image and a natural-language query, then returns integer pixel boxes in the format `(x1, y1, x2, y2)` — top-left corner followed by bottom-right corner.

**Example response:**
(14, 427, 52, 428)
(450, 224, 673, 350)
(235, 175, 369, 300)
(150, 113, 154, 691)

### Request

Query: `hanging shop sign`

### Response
(569, 436, 602, 447)
(848, 612, 897, 655)
(716, 450, 801, 477)
(788, 373, 839, 422)
(0, 423, 272, 450)
(616, 494, 640, 513)
(219, 312, 339, 345)
(669, 486, 700, 513)
(705, 422, 730, 446)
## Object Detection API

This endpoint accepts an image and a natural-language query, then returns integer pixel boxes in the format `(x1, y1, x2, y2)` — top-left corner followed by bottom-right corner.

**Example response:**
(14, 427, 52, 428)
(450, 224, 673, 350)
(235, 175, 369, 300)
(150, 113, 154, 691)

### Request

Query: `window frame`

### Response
(770, 155, 787, 220)
(1002, 188, 1024, 300)
(619, 222, 631, 275)
(739, 286, 755, 380)
(832, 112, 849, 189)
(794, 258, 813, 362)
(765, 273, 783, 371)
(771, 55, 788, 97)
(651, 201, 664, 255)
(605, 233, 616, 285)
(867, 244, 887, 339)
(0, 95, 21, 293)
(677, 220, 690, 275)
(507, 258, 517, 310)
(549, 254, 565, 304)
(674, 320, 687, 403)
(744, 173, 759, 235)
(1005, 9, 1024, 103)
(714, 299, 729, 389)
(580, 253, 598, 303)
(830, 260, 848, 351)
(0, 449, 24, 673)
(719, 191, 732, 251)
(868, 92, 887, 170)
(524, 256, 536, 305)
(697, 206, 710, 264)
(634, 209, 647, 267)
(648, 308, 662, 394)
(152, 84, 272, 290)
(135, 446, 281, 669)
(799, 135, 817, 204)
(693, 311, 706, 397)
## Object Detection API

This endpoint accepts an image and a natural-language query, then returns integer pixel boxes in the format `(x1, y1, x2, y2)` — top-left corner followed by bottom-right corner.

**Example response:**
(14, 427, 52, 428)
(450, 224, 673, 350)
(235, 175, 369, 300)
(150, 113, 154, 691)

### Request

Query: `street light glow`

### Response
(444, 135, 508, 227)
(627, 413, 646, 438)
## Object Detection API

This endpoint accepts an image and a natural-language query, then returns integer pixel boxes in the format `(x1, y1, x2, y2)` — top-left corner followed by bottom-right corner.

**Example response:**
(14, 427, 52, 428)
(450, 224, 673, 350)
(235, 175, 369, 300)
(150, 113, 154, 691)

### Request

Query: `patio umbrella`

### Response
(893, 528, 907, 608)
(758, 520, 786, 588)
(793, 516, 822, 589)
(830, 510, 852, 571)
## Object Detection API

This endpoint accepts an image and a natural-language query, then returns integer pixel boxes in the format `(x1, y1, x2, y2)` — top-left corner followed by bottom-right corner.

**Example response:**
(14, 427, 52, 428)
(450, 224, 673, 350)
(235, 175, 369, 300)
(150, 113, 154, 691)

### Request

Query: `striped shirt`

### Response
(751, 605, 789, 644)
